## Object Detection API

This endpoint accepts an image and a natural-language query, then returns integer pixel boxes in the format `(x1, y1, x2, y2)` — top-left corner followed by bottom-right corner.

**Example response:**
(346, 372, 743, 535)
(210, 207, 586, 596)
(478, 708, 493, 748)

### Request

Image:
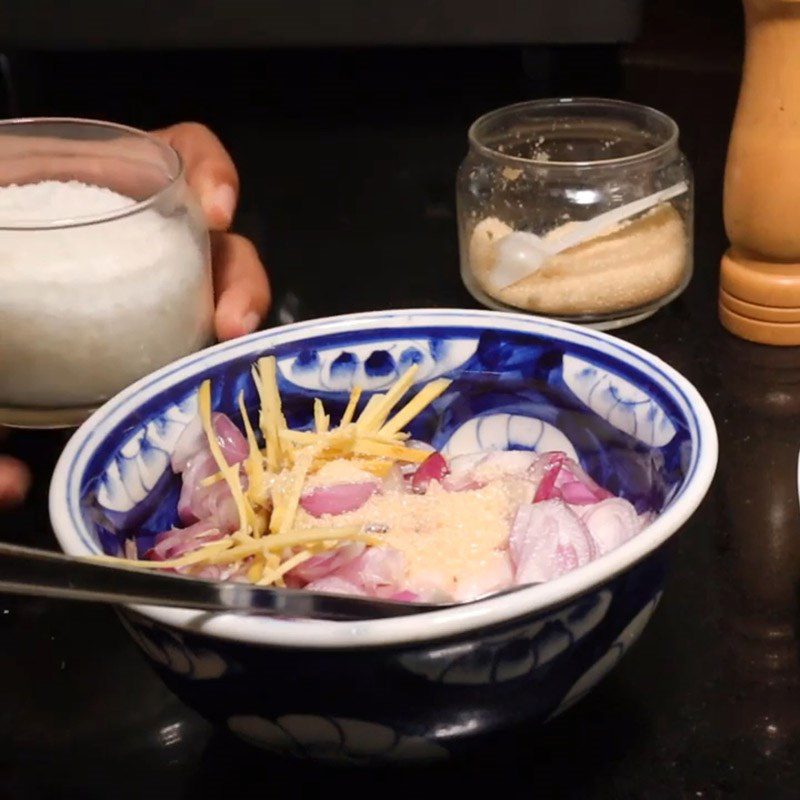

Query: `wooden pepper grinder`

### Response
(720, 0, 800, 345)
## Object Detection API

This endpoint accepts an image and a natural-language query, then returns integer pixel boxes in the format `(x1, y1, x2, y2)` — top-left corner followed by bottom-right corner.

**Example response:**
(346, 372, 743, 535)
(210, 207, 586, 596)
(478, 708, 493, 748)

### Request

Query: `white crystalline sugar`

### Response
(0, 181, 196, 284)
(0, 180, 213, 408)
(0, 180, 135, 223)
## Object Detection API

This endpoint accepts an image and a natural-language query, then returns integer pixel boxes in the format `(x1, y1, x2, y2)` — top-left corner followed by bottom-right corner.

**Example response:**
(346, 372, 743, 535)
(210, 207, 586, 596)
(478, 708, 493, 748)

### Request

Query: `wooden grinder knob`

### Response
(720, 0, 800, 344)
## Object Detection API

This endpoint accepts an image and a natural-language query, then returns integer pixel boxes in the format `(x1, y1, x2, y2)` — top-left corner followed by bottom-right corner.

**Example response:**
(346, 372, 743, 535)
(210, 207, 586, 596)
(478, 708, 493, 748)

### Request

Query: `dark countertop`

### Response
(5, 43, 800, 799)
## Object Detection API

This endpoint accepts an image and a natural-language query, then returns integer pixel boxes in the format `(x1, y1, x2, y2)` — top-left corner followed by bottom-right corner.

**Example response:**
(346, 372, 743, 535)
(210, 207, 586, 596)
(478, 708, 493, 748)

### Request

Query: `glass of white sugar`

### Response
(0, 118, 214, 428)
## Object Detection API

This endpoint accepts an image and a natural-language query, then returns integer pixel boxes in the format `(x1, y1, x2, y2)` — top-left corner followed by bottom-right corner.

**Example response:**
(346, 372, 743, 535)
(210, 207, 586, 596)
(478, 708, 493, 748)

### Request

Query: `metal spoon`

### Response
(0, 541, 531, 621)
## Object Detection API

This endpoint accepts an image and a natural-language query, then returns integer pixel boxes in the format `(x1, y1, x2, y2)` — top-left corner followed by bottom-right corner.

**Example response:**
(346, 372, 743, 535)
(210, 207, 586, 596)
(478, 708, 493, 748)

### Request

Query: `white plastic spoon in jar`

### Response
(489, 180, 689, 291)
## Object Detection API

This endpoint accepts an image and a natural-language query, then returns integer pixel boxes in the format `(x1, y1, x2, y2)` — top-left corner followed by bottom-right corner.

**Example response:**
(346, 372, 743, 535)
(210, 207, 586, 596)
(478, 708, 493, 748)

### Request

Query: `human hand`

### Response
(0, 435, 30, 508)
(152, 123, 271, 340)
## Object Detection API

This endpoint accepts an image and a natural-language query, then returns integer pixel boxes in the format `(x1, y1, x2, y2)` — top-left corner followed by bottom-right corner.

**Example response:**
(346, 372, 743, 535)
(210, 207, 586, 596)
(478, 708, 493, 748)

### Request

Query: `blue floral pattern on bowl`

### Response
(278, 336, 478, 393)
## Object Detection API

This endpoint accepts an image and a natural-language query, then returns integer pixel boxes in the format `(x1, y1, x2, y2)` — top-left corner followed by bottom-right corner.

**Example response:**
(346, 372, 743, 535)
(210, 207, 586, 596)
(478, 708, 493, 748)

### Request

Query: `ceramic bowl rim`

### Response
(49, 308, 718, 649)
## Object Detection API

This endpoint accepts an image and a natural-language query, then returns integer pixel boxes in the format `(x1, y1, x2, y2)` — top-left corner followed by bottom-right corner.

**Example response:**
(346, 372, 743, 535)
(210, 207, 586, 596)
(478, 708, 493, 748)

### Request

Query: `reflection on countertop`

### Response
(716, 338, 800, 757)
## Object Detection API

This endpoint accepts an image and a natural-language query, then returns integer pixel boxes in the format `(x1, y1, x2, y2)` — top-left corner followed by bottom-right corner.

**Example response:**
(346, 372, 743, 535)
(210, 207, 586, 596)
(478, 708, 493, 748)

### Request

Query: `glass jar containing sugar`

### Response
(457, 98, 693, 329)
(0, 119, 214, 427)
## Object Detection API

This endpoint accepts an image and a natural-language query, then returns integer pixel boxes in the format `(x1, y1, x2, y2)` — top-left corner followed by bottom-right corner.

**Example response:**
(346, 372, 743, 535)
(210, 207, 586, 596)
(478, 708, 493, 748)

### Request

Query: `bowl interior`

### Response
(62, 313, 694, 561)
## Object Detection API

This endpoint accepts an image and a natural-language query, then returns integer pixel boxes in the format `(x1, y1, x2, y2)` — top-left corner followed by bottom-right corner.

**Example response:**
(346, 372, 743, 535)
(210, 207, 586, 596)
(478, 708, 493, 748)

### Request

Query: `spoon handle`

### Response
(0, 541, 427, 620)
(547, 180, 689, 255)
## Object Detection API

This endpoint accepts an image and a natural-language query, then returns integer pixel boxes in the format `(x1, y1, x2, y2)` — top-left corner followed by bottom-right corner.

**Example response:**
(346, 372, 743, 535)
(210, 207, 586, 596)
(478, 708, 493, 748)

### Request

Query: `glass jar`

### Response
(457, 98, 693, 329)
(0, 118, 214, 428)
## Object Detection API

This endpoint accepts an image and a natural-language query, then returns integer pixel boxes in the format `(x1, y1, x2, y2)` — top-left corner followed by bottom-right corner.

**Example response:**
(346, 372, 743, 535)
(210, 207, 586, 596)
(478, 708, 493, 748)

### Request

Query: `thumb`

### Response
(0, 455, 31, 508)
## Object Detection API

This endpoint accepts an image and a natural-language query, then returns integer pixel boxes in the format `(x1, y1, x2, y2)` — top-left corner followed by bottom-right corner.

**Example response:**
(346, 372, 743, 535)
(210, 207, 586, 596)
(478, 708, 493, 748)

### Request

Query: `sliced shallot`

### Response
(411, 452, 450, 493)
(578, 497, 642, 556)
(171, 412, 249, 474)
(509, 499, 597, 585)
(286, 542, 366, 585)
(305, 576, 369, 596)
(150, 519, 225, 561)
(334, 546, 407, 595)
(300, 481, 379, 517)
(532, 452, 612, 505)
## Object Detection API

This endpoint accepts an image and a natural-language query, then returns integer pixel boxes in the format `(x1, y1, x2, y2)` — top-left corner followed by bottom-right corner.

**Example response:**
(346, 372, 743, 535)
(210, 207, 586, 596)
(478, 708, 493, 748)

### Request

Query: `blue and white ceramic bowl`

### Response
(49, 309, 717, 764)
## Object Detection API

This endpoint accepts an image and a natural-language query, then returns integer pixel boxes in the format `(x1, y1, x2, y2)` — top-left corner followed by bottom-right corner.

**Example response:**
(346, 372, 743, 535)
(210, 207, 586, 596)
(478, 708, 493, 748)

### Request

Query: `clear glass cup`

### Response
(0, 118, 214, 428)
(457, 98, 694, 329)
